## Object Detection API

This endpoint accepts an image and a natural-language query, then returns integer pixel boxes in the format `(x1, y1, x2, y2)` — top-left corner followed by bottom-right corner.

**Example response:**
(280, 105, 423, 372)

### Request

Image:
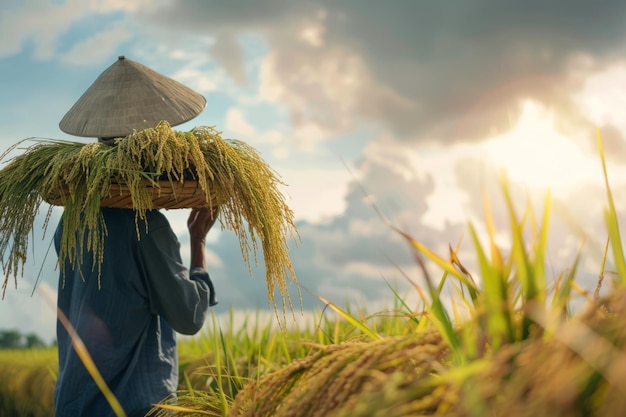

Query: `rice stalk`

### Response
(0, 121, 300, 314)
(228, 331, 450, 417)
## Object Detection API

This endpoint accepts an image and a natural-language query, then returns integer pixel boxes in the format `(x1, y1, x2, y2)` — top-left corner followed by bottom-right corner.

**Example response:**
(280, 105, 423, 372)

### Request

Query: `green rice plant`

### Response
(312, 293, 382, 341)
(385, 175, 556, 365)
(385, 233, 468, 363)
(152, 303, 419, 416)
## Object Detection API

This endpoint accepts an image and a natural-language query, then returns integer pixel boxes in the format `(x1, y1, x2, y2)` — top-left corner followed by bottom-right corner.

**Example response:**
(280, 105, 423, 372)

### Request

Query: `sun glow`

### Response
(576, 64, 626, 133)
(482, 101, 598, 191)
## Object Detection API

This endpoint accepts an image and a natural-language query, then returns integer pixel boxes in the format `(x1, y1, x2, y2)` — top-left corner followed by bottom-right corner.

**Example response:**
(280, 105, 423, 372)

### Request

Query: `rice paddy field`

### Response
(2, 136, 626, 416)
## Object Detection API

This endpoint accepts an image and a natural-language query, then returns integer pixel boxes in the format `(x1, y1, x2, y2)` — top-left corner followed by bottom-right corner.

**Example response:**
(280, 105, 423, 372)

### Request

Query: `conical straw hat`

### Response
(59, 56, 206, 138)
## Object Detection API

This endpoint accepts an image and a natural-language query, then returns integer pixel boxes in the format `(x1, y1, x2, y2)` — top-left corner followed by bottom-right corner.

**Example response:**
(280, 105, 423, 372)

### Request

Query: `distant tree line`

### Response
(0, 329, 50, 349)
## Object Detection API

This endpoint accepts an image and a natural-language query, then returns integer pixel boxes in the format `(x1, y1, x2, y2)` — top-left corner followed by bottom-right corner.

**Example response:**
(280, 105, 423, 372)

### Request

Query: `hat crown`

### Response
(59, 56, 206, 138)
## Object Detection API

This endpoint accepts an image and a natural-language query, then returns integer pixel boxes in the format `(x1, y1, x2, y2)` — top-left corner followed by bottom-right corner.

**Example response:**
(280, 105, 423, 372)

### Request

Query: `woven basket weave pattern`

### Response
(45, 180, 216, 209)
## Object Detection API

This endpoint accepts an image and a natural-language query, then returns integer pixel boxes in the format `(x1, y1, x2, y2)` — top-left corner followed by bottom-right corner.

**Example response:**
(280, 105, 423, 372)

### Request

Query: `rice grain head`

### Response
(0, 121, 300, 315)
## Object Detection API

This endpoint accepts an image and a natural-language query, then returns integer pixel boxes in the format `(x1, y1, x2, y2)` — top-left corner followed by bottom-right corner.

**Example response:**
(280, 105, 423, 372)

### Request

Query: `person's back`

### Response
(52, 56, 216, 417)
(54, 208, 215, 417)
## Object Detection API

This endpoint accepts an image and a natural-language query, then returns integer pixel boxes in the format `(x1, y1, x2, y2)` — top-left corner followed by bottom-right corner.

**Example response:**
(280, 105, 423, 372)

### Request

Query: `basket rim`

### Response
(43, 179, 218, 209)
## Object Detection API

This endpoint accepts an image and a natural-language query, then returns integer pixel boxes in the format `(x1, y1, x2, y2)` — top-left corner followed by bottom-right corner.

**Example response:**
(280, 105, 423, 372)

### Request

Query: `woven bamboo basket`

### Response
(44, 180, 217, 209)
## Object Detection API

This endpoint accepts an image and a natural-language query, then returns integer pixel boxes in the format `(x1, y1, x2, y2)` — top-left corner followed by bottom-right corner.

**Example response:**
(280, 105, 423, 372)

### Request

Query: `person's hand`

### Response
(188, 205, 219, 270)
(187, 205, 220, 243)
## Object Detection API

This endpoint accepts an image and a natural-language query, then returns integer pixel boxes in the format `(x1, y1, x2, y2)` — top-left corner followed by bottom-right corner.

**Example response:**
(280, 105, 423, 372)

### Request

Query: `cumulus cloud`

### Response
(225, 108, 256, 136)
(137, 0, 626, 145)
(0, 0, 150, 61)
(257, 47, 420, 144)
(199, 136, 469, 310)
(210, 33, 248, 85)
(60, 22, 133, 66)
(0, 0, 90, 59)
(223, 107, 288, 160)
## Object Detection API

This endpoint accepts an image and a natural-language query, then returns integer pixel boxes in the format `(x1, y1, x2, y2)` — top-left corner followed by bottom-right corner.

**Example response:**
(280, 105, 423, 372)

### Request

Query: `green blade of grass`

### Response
(594, 238, 610, 299)
(532, 190, 551, 305)
(552, 248, 581, 314)
(408, 245, 465, 364)
(597, 129, 626, 285)
(482, 188, 506, 277)
(500, 178, 534, 302)
(395, 228, 479, 301)
(500, 177, 545, 340)
(448, 239, 479, 309)
(384, 280, 422, 327)
(426, 295, 464, 364)
(468, 223, 512, 348)
(544, 246, 582, 340)
(210, 313, 230, 416)
(313, 293, 382, 341)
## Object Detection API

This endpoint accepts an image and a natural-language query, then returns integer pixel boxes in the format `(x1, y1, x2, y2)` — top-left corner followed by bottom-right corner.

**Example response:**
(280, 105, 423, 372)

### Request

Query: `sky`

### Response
(2, 0, 626, 343)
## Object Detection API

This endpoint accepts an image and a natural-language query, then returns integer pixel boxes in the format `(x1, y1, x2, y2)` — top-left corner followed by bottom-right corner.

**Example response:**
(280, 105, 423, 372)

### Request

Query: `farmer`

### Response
(53, 56, 218, 417)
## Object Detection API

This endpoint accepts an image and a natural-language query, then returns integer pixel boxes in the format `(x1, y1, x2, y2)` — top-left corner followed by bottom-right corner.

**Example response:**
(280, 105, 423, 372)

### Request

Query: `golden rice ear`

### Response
(0, 121, 300, 316)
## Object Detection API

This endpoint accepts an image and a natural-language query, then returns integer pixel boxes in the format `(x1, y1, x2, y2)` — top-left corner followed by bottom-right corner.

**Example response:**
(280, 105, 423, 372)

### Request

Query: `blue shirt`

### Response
(53, 208, 213, 417)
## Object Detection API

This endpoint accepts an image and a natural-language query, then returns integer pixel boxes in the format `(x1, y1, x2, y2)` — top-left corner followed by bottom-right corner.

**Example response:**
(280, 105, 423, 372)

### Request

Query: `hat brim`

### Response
(59, 56, 206, 138)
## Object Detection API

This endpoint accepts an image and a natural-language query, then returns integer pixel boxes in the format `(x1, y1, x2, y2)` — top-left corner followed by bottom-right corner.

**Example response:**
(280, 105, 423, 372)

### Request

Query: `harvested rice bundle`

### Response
(228, 331, 452, 417)
(0, 121, 300, 314)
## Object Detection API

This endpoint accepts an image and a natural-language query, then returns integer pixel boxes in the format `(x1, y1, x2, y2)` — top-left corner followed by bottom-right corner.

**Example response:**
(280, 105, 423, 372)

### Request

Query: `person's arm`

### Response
(188, 206, 220, 306)
(138, 207, 220, 335)
(188, 206, 219, 270)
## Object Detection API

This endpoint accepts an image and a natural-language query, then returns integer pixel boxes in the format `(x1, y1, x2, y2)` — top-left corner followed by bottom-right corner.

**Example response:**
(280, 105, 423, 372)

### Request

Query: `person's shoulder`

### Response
(143, 210, 171, 230)
(140, 211, 178, 245)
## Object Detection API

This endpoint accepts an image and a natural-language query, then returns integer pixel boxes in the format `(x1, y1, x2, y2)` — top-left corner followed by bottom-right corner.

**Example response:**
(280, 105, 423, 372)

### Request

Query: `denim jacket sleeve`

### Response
(136, 220, 214, 335)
